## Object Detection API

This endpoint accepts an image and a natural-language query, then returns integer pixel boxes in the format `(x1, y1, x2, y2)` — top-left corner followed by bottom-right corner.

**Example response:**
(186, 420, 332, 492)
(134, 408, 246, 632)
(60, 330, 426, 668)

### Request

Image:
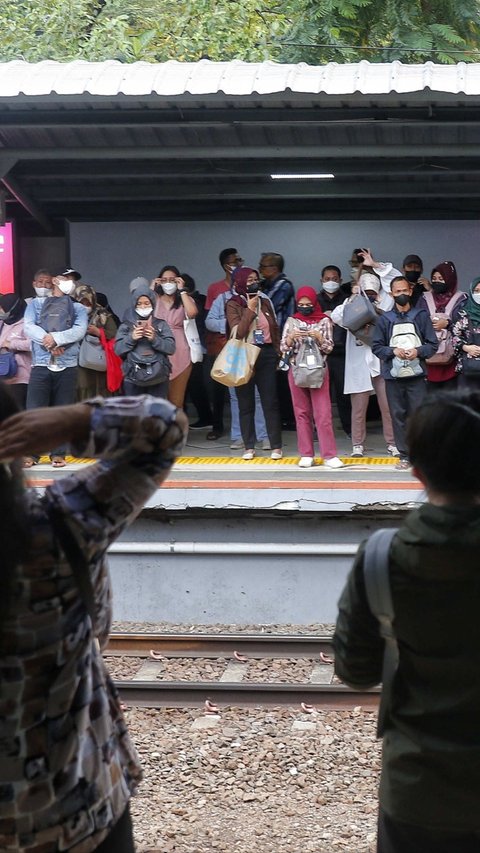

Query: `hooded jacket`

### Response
(114, 285, 175, 365)
(334, 503, 480, 831)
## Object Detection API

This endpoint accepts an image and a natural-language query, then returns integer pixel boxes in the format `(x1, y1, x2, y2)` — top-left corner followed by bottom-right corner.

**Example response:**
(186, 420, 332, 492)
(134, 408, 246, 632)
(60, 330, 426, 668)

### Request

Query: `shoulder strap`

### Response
(423, 291, 436, 314)
(444, 291, 464, 316)
(363, 528, 398, 737)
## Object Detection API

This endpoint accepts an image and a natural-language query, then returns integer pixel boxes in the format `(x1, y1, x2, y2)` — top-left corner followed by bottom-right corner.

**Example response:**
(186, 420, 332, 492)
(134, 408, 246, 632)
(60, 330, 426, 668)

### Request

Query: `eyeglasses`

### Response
(159, 278, 176, 284)
(259, 263, 275, 269)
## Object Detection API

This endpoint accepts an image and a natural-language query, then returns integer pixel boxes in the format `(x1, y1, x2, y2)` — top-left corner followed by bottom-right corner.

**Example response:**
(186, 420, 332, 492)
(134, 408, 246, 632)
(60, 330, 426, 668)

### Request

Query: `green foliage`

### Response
(0, 0, 480, 64)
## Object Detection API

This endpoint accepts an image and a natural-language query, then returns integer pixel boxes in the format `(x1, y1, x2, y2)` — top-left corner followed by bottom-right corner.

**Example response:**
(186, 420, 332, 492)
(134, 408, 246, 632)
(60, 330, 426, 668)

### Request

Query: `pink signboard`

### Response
(0, 223, 14, 294)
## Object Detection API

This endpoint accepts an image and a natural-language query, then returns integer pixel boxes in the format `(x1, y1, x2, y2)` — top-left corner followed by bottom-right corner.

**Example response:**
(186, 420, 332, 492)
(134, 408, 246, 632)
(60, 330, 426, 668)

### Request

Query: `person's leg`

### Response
(123, 379, 143, 396)
(373, 375, 396, 447)
(26, 366, 52, 410)
(253, 386, 268, 442)
(276, 368, 295, 427)
(384, 380, 408, 460)
(6, 383, 27, 410)
(310, 370, 338, 460)
(288, 370, 315, 457)
(350, 391, 369, 447)
(168, 364, 192, 409)
(94, 804, 135, 853)
(328, 355, 351, 435)
(377, 807, 480, 853)
(229, 386, 242, 440)
(235, 381, 256, 450)
(186, 360, 213, 425)
(254, 347, 282, 449)
(145, 380, 169, 399)
(51, 367, 78, 461)
(205, 354, 226, 435)
(405, 376, 427, 421)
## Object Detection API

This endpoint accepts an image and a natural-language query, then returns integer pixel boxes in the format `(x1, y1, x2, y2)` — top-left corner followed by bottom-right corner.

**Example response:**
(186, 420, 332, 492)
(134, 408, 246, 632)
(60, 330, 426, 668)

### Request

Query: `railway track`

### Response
(107, 632, 380, 710)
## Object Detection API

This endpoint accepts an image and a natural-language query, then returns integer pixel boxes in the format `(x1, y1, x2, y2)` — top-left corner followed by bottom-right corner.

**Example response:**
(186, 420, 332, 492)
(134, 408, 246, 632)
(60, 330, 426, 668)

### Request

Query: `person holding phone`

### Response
(153, 265, 198, 408)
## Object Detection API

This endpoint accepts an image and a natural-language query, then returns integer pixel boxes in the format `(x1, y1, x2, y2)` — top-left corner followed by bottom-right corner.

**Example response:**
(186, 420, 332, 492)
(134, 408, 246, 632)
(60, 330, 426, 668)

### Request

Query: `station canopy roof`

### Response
(1, 59, 480, 229)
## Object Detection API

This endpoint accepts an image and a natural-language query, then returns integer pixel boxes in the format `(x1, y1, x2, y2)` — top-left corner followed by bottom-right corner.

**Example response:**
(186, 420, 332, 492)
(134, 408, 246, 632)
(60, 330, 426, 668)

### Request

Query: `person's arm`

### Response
(5, 322, 32, 352)
(371, 316, 394, 361)
(333, 543, 384, 689)
(330, 302, 346, 328)
(178, 289, 198, 319)
(23, 300, 47, 344)
(114, 322, 136, 358)
(316, 317, 334, 355)
(359, 249, 402, 294)
(51, 303, 88, 346)
(205, 295, 227, 334)
(225, 300, 255, 339)
(151, 321, 176, 355)
(416, 311, 439, 360)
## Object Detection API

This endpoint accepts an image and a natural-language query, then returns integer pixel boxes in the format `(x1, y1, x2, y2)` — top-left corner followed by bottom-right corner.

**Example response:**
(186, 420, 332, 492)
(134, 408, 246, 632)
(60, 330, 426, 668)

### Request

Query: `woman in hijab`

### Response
(453, 276, 480, 387)
(0, 293, 31, 408)
(74, 283, 118, 400)
(420, 261, 466, 390)
(282, 287, 343, 469)
(225, 267, 282, 460)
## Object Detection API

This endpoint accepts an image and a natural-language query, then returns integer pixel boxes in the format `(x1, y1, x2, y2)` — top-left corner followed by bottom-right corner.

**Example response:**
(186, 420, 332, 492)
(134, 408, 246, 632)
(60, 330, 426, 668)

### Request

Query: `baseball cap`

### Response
(402, 254, 423, 268)
(59, 268, 81, 280)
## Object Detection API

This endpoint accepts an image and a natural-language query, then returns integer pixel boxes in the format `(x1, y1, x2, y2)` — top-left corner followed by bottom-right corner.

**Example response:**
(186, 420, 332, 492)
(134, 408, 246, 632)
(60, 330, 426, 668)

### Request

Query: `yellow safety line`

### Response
(41, 455, 397, 466)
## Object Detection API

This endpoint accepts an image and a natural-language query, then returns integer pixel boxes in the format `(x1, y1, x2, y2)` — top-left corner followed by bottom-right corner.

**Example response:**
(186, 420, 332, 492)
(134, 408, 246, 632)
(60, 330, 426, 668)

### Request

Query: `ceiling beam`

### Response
(1, 174, 53, 232)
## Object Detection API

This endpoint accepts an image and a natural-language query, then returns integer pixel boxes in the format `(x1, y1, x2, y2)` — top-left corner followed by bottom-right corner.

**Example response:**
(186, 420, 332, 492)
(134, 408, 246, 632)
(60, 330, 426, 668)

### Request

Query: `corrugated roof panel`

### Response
(3, 59, 480, 98)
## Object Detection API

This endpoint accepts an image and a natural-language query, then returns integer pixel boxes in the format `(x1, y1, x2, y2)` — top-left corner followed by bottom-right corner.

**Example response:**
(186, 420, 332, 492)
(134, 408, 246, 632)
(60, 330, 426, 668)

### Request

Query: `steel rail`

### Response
(107, 632, 334, 658)
(114, 680, 380, 709)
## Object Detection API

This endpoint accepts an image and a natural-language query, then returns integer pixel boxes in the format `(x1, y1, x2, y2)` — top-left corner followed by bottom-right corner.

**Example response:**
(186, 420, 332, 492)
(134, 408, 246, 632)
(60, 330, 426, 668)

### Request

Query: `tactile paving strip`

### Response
(37, 455, 397, 466)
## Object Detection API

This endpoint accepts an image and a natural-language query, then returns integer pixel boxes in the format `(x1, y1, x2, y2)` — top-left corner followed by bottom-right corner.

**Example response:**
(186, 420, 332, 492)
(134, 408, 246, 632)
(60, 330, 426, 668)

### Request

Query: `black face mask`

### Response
(247, 284, 259, 294)
(394, 294, 410, 307)
(432, 281, 448, 294)
(404, 270, 421, 284)
(297, 305, 314, 316)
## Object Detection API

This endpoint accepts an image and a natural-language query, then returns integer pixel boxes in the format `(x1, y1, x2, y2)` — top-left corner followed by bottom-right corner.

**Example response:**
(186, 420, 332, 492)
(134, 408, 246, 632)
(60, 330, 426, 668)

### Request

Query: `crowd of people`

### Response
(3, 244, 479, 469)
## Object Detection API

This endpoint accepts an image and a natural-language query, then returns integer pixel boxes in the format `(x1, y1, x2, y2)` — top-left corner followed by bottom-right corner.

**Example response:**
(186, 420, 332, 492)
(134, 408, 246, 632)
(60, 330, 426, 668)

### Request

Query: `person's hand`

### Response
(313, 330, 324, 343)
(432, 317, 448, 331)
(0, 403, 92, 460)
(465, 344, 480, 357)
(393, 347, 406, 358)
(351, 285, 360, 295)
(51, 346, 65, 357)
(150, 278, 160, 290)
(404, 348, 418, 360)
(247, 295, 258, 311)
(132, 325, 143, 340)
(359, 248, 375, 266)
(2, 340, 10, 350)
(418, 276, 431, 291)
(42, 333, 56, 350)
(143, 325, 155, 340)
(87, 324, 100, 337)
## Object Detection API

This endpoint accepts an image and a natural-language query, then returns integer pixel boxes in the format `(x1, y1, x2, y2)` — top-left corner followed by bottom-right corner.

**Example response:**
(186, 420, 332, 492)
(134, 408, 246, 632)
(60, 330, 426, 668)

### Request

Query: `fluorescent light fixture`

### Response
(270, 173, 335, 180)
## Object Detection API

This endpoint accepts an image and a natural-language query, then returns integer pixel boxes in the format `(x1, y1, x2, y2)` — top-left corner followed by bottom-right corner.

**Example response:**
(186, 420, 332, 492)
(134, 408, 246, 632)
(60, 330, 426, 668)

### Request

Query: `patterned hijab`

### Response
(464, 277, 480, 325)
(74, 284, 110, 327)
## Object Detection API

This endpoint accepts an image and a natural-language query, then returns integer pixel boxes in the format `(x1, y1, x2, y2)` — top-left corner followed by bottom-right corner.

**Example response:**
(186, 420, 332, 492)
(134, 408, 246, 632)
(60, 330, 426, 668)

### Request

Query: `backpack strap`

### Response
(363, 528, 398, 737)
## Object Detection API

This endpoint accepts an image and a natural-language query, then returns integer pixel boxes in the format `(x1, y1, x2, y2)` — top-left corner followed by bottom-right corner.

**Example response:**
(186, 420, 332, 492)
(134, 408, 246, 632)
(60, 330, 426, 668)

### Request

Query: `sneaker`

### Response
(351, 445, 364, 457)
(230, 438, 244, 449)
(298, 456, 314, 468)
(189, 420, 213, 430)
(323, 456, 345, 469)
(387, 444, 400, 457)
(395, 459, 412, 471)
(242, 449, 255, 460)
(270, 449, 283, 460)
(261, 439, 271, 451)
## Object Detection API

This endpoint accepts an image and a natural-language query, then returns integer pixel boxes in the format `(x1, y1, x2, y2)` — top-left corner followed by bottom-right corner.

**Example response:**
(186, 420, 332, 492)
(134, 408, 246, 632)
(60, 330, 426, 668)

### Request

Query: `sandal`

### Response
(51, 456, 66, 468)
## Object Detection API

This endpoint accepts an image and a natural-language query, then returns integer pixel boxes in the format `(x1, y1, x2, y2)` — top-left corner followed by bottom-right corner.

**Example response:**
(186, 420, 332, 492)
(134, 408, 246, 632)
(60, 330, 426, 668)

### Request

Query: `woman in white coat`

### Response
(331, 271, 397, 458)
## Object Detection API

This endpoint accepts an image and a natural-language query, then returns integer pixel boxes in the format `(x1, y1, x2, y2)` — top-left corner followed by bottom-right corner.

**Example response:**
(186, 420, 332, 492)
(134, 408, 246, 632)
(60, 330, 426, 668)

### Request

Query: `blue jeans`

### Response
(229, 385, 267, 441)
(26, 366, 78, 458)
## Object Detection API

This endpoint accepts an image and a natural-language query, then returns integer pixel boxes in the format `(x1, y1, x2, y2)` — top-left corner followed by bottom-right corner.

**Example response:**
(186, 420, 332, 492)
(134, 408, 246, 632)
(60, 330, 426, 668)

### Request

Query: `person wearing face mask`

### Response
(115, 285, 175, 399)
(317, 265, 352, 436)
(401, 254, 432, 305)
(419, 261, 467, 392)
(452, 277, 480, 388)
(372, 276, 438, 470)
(331, 272, 397, 458)
(225, 271, 282, 460)
(74, 284, 118, 400)
(152, 265, 198, 408)
(0, 294, 32, 409)
(23, 273, 88, 468)
(31, 268, 53, 300)
(281, 287, 343, 469)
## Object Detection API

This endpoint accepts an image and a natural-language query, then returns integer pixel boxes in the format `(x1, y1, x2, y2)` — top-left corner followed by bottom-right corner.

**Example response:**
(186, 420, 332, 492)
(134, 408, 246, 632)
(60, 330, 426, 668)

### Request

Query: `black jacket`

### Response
(317, 286, 350, 355)
(371, 304, 438, 380)
(334, 503, 480, 830)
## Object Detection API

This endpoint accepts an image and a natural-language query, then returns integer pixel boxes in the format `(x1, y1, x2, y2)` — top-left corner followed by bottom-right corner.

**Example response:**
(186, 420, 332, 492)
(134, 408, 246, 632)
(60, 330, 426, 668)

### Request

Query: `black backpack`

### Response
(124, 338, 171, 387)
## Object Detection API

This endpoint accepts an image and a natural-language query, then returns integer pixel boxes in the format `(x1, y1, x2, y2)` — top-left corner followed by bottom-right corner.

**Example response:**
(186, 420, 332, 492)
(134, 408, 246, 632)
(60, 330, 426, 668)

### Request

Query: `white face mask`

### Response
(136, 306, 153, 318)
(34, 286, 50, 298)
(322, 281, 340, 294)
(58, 280, 76, 295)
(472, 294, 480, 305)
(162, 283, 177, 295)
(350, 267, 359, 280)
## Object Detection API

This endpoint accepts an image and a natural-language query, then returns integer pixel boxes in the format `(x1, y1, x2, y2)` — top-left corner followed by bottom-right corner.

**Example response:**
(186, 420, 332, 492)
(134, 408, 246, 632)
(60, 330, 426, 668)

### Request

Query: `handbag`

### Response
(210, 326, 260, 387)
(79, 334, 107, 372)
(183, 318, 203, 363)
(98, 328, 124, 392)
(343, 289, 377, 333)
(291, 336, 326, 388)
(424, 292, 462, 366)
(0, 351, 17, 378)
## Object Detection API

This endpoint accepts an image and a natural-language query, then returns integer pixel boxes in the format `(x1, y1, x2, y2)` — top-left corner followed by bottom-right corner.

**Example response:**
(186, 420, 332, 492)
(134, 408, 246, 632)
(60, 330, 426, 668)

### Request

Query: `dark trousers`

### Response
(426, 375, 459, 393)
(327, 354, 351, 434)
(123, 379, 168, 399)
(5, 383, 28, 410)
(385, 377, 427, 460)
(235, 345, 282, 449)
(378, 808, 480, 853)
(205, 353, 228, 433)
(276, 366, 295, 427)
(186, 360, 213, 423)
(26, 366, 78, 457)
(95, 804, 135, 853)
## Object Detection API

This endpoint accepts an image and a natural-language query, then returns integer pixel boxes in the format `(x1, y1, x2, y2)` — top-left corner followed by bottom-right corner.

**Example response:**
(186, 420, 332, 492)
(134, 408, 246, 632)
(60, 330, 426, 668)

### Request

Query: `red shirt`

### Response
(205, 278, 229, 310)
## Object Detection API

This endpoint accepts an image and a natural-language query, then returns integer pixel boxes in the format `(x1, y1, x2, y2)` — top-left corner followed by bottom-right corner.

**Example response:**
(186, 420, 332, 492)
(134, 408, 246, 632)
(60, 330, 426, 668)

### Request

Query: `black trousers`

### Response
(123, 378, 169, 399)
(384, 377, 427, 460)
(95, 804, 135, 853)
(26, 366, 78, 457)
(235, 345, 282, 449)
(327, 354, 351, 434)
(378, 808, 480, 853)
(186, 360, 213, 422)
(204, 353, 228, 433)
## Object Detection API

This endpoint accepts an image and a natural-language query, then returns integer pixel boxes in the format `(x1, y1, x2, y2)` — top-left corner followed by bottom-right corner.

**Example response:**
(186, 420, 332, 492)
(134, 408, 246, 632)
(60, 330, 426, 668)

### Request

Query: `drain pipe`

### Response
(109, 542, 359, 556)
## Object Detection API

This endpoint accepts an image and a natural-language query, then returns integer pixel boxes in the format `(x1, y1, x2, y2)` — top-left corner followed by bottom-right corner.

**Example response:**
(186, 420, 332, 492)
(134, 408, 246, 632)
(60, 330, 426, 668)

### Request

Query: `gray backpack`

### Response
(291, 336, 326, 388)
(363, 528, 399, 737)
(39, 295, 74, 333)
